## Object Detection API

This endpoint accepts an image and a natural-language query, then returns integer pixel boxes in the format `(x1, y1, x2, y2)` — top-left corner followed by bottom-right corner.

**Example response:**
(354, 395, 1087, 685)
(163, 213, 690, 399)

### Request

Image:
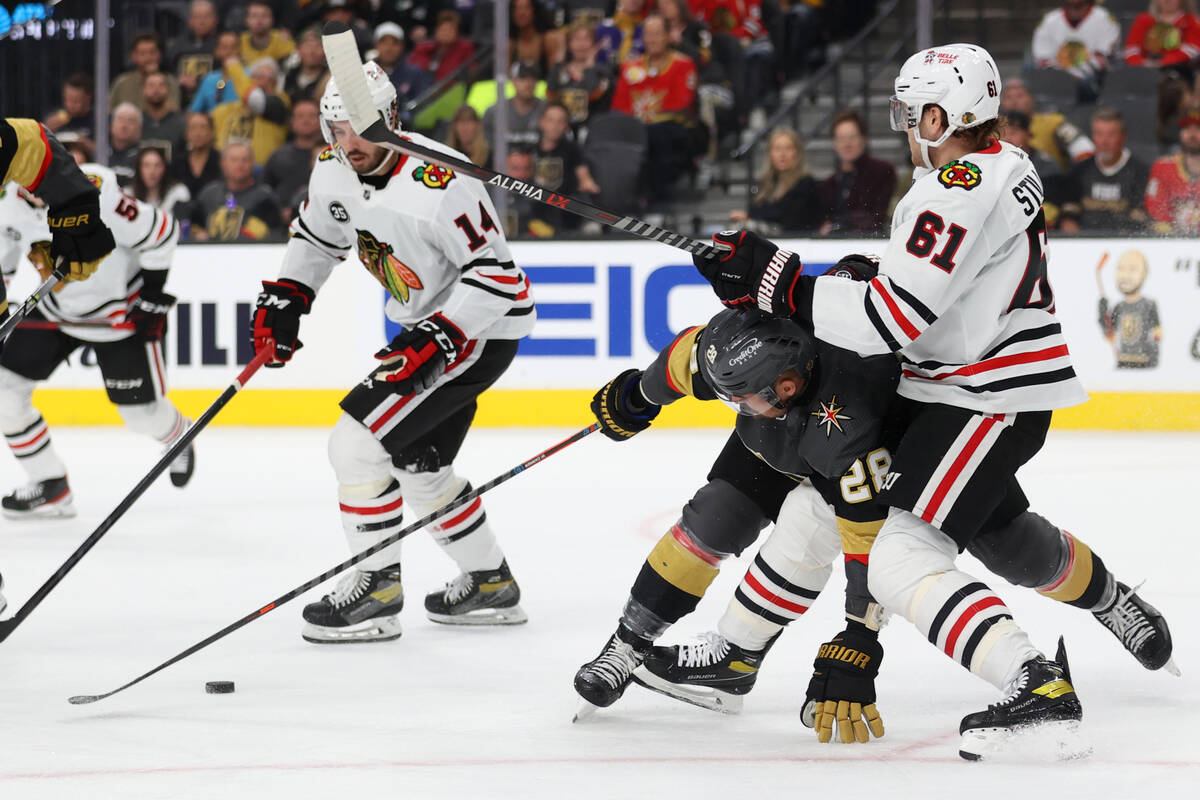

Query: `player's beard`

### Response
(345, 146, 392, 175)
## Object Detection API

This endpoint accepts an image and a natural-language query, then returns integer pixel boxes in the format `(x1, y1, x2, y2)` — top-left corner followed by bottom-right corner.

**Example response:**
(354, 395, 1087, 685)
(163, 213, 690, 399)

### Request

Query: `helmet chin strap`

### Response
(913, 124, 958, 169)
(364, 150, 398, 176)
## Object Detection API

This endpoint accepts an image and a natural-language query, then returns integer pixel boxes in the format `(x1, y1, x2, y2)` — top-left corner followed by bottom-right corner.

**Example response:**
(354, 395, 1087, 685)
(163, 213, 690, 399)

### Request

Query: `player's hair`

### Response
(923, 103, 1002, 150)
(445, 104, 490, 167)
(1091, 106, 1125, 133)
(130, 29, 163, 53)
(64, 72, 95, 95)
(754, 127, 808, 206)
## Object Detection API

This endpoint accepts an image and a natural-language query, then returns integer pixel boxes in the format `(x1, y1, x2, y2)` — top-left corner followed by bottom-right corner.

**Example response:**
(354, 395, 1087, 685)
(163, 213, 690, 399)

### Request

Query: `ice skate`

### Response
(2, 477, 76, 519)
(168, 440, 195, 488)
(633, 631, 765, 713)
(301, 566, 404, 643)
(959, 638, 1089, 761)
(424, 560, 527, 625)
(1094, 581, 1179, 676)
(0, 570, 7, 616)
(573, 629, 650, 720)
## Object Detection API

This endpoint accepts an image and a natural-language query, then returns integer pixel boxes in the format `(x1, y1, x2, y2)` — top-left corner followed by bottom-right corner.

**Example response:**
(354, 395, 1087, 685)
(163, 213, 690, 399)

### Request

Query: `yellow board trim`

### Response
(837, 517, 884, 557)
(25, 390, 1200, 429)
(646, 532, 719, 598)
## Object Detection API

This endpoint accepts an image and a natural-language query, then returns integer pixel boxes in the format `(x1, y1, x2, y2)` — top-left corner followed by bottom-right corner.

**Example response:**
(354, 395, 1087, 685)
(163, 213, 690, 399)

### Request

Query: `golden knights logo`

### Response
(356, 228, 424, 303)
(811, 395, 852, 437)
(412, 164, 455, 190)
(937, 159, 982, 191)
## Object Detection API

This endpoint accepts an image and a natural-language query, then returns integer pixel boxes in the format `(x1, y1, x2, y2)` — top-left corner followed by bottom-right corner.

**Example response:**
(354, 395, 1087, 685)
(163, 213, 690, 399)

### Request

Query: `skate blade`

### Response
(426, 605, 528, 626)
(301, 616, 403, 644)
(572, 701, 602, 723)
(959, 719, 1092, 762)
(1162, 657, 1182, 677)
(2, 502, 77, 520)
(631, 667, 744, 714)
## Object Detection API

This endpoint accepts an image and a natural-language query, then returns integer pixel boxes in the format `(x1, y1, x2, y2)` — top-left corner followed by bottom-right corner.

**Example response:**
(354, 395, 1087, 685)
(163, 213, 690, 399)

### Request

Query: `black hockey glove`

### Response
(591, 368, 661, 441)
(46, 194, 116, 282)
(802, 623, 885, 744)
(692, 230, 803, 316)
(372, 315, 466, 396)
(824, 253, 880, 282)
(127, 290, 176, 341)
(253, 279, 314, 367)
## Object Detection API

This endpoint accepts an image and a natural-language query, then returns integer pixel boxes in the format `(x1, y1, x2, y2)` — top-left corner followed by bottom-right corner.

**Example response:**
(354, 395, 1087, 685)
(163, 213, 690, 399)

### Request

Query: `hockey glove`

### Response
(692, 230, 803, 316)
(46, 195, 116, 282)
(802, 624, 885, 744)
(128, 290, 176, 341)
(824, 253, 880, 282)
(591, 368, 661, 441)
(372, 315, 466, 396)
(253, 279, 314, 367)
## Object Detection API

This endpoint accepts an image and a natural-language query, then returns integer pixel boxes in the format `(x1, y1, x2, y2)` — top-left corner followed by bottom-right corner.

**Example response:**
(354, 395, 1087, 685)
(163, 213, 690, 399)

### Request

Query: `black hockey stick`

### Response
(67, 423, 600, 704)
(0, 264, 67, 345)
(320, 22, 728, 259)
(0, 346, 274, 644)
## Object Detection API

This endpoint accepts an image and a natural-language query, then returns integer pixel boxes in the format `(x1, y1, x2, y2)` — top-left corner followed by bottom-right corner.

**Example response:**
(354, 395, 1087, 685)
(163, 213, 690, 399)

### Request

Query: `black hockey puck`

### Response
(205, 681, 235, 694)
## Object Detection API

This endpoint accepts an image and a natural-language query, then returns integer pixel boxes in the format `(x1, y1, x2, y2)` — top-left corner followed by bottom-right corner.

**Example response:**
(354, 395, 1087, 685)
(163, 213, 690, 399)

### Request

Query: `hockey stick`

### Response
(0, 346, 274, 644)
(320, 22, 728, 259)
(0, 264, 67, 345)
(16, 320, 134, 330)
(67, 423, 600, 704)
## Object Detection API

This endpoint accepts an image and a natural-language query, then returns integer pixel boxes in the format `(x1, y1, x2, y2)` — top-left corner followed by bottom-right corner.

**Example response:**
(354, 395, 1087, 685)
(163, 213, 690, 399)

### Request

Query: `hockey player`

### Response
(0, 165, 192, 517)
(251, 62, 536, 644)
(692, 43, 1176, 758)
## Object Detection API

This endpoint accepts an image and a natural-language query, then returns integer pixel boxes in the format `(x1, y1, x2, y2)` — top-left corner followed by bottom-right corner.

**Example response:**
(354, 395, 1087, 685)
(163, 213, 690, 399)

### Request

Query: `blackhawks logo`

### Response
(412, 164, 455, 190)
(86, 173, 103, 189)
(317, 147, 338, 162)
(937, 159, 982, 191)
(356, 228, 424, 303)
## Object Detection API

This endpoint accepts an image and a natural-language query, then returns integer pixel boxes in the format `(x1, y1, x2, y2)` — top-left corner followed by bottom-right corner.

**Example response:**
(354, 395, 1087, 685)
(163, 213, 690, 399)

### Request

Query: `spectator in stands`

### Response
(42, 73, 96, 143)
(284, 27, 331, 105)
(1145, 107, 1200, 233)
(132, 146, 191, 217)
(169, 0, 221, 102)
(612, 14, 701, 202)
(728, 126, 820, 234)
(173, 111, 223, 199)
(483, 62, 547, 149)
(241, 0, 295, 65)
(190, 139, 284, 241)
(494, 148, 551, 238)
(189, 31, 242, 113)
(1000, 76, 1093, 171)
(818, 109, 895, 235)
(445, 104, 491, 168)
(372, 22, 429, 107)
(1031, 0, 1121, 101)
(597, 0, 647, 66)
(110, 31, 183, 113)
(547, 19, 614, 127)
(108, 103, 144, 186)
(1125, 0, 1200, 143)
(532, 102, 601, 231)
(1060, 107, 1151, 234)
(774, 0, 825, 80)
(320, 0, 375, 55)
(657, 0, 736, 154)
(511, 0, 565, 73)
(141, 73, 187, 158)
(408, 10, 476, 83)
(698, 0, 776, 111)
(212, 58, 291, 165)
(264, 99, 324, 221)
(1000, 110, 1069, 228)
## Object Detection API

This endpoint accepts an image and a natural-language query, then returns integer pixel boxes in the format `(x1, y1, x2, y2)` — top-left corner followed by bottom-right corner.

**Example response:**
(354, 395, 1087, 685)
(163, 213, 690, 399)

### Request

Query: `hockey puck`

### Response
(205, 681, 235, 694)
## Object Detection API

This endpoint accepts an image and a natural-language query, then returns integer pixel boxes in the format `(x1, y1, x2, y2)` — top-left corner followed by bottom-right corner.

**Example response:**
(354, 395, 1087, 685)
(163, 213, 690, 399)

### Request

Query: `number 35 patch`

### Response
(937, 159, 982, 190)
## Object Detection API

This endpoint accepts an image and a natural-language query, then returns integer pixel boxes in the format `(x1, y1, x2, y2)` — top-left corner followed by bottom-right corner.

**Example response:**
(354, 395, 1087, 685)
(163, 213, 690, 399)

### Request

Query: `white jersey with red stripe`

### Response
(280, 132, 536, 342)
(807, 140, 1088, 413)
(0, 165, 178, 343)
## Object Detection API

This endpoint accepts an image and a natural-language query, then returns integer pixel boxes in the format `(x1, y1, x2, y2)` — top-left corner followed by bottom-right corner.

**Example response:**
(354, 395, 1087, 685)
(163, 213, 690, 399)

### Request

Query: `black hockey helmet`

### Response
(699, 308, 817, 416)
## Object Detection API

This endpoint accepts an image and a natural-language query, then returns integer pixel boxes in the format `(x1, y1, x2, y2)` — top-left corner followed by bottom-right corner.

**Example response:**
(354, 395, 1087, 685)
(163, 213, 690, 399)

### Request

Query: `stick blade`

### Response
(68, 694, 104, 705)
(320, 25, 379, 135)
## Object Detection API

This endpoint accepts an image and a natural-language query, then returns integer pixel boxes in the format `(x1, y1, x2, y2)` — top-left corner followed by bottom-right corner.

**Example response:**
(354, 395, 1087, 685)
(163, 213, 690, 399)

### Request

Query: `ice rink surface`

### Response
(0, 425, 1195, 799)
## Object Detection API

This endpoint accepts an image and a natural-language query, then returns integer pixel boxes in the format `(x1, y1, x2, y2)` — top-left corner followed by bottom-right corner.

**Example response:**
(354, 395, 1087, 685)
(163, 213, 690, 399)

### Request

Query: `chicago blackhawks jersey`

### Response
(804, 140, 1088, 413)
(0, 165, 177, 343)
(280, 132, 535, 342)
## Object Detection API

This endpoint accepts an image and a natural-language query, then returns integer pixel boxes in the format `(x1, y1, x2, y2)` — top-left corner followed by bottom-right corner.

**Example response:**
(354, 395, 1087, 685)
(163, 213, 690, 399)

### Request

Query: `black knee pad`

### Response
(680, 478, 770, 557)
(968, 511, 1066, 589)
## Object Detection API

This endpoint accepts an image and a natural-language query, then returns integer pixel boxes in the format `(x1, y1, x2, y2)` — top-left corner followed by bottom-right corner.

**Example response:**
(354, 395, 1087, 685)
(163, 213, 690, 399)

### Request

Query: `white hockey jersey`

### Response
(280, 132, 536, 342)
(0, 165, 178, 343)
(1031, 6, 1121, 71)
(809, 140, 1089, 413)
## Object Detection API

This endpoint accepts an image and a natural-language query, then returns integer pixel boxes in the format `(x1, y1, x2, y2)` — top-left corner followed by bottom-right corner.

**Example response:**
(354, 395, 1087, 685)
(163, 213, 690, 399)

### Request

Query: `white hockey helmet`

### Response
(890, 43, 1001, 168)
(319, 60, 401, 146)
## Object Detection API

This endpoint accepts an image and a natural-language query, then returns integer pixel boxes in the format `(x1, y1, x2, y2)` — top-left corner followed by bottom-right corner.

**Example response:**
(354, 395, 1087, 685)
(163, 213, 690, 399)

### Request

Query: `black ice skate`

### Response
(633, 631, 766, 713)
(1094, 581, 1179, 676)
(959, 638, 1089, 761)
(168, 440, 195, 488)
(423, 560, 527, 626)
(1, 477, 75, 519)
(301, 565, 404, 643)
(573, 628, 651, 720)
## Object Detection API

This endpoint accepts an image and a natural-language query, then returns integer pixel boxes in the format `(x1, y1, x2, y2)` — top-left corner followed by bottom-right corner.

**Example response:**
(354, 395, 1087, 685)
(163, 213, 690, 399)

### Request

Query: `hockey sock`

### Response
(4, 413, 68, 482)
(1037, 529, 1116, 612)
(338, 477, 406, 571)
(116, 401, 189, 444)
(718, 540, 830, 652)
(404, 467, 504, 573)
(623, 522, 727, 641)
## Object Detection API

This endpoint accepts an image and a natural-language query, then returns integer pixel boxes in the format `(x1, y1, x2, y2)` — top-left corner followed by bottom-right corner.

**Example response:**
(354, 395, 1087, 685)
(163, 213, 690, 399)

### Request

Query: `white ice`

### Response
(0, 425, 1196, 799)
